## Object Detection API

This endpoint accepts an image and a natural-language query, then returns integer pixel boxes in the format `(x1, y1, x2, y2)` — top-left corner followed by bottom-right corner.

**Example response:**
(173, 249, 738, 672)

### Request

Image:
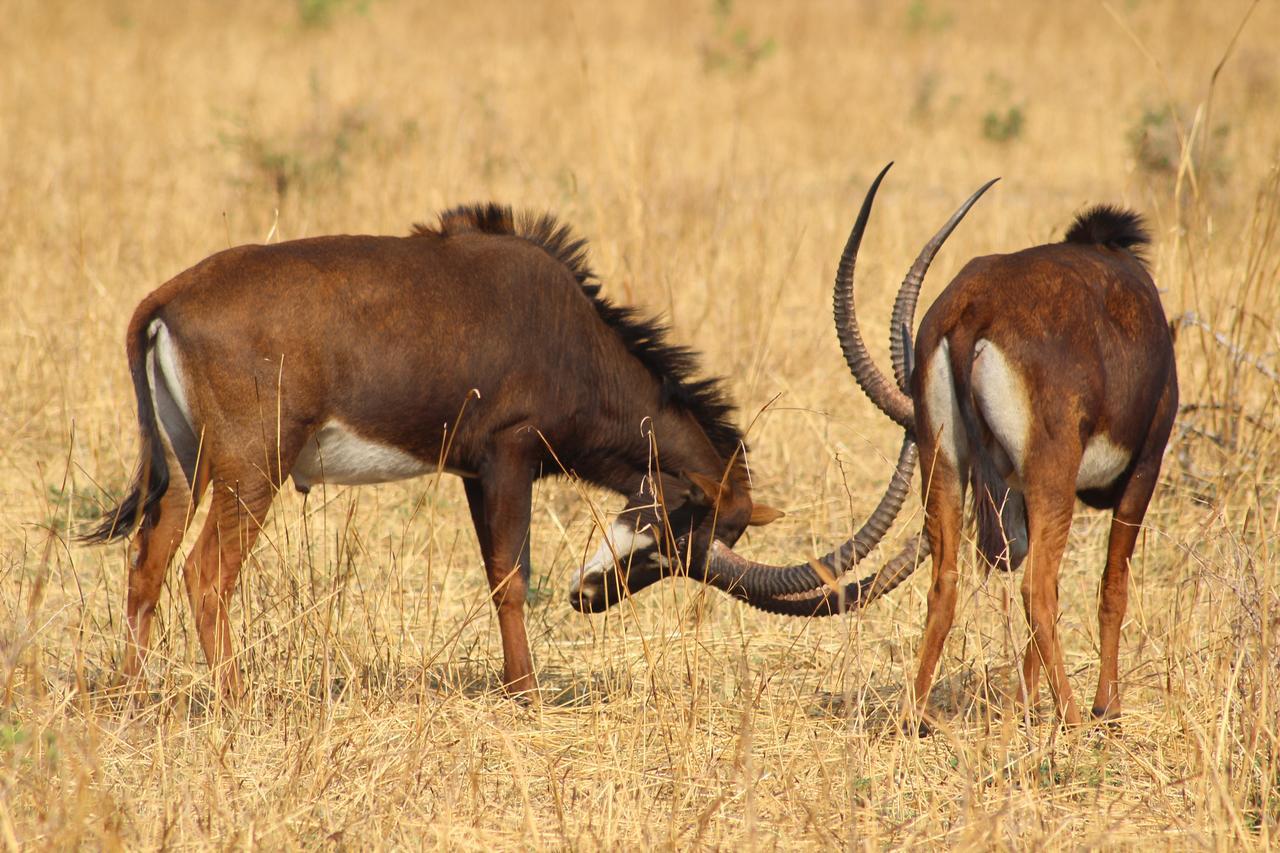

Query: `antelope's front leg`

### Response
(181, 474, 277, 702)
(464, 446, 537, 698)
(1092, 513, 1137, 723)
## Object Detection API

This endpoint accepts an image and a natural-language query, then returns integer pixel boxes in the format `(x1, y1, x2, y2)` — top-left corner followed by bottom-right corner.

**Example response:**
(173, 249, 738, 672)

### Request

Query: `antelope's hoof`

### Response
(901, 716, 933, 738)
(502, 677, 541, 706)
(1090, 705, 1122, 730)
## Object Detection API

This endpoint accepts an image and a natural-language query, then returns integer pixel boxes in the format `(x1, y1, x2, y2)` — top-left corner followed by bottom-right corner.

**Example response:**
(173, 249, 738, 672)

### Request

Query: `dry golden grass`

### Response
(2, 0, 1278, 848)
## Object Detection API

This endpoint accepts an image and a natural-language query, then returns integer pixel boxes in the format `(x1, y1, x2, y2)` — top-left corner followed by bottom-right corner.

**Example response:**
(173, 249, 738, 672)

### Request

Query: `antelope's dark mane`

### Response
(413, 204, 744, 460)
(1063, 205, 1150, 268)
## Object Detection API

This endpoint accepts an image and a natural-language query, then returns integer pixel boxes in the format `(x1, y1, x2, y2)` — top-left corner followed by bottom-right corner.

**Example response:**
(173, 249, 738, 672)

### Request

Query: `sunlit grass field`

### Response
(2, 0, 1277, 847)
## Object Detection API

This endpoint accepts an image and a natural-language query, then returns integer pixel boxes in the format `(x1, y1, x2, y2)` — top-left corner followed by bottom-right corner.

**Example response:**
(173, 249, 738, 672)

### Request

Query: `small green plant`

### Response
(220, 72, 371, 197)
(1128, 106, 1178, 174)
(911, 72, 940, 122)
(0, 722, 26, 752)
(981, 105, 1024, 143)
(222, 115, 366, 197)
(1127, 103, 1231, 180)
(906, 0, 954, 34)
(44, 483, 99, 534)
(297, 0, 370, 29)
(701, 0, 776, 75)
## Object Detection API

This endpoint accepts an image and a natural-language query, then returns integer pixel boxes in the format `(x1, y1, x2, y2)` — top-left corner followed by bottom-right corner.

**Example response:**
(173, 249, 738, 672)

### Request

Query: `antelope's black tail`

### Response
(80, 307, 169, 544)
(947, 337, 1027, 572)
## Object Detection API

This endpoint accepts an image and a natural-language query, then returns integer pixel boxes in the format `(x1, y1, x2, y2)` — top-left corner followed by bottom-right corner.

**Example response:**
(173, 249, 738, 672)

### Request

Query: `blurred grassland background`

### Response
(1, 0, 1278, 848)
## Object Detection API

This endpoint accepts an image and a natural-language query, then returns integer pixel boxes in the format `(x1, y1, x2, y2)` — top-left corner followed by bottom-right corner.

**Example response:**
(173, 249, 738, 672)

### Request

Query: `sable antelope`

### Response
(83, 204, 782, 699)
(701, 164, 1178, 729)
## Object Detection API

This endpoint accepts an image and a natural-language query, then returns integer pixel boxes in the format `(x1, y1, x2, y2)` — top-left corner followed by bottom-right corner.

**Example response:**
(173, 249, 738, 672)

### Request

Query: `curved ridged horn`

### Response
(705, 170, 999, 616)
(833, 163, 914, 429)
(707, 532, 930, 617)
(694, 435, 917, 606)
(835, 165, 1000, 423)
(887, 176, 1001, 391)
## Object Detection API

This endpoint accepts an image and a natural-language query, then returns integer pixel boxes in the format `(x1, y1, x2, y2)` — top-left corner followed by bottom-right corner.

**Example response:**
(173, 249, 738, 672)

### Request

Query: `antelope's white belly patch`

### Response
(923, 340, 965, 469)
(1077, 433, 1131, 490)
(292, 420, 431, 488)
(972, 339, 1031, 477)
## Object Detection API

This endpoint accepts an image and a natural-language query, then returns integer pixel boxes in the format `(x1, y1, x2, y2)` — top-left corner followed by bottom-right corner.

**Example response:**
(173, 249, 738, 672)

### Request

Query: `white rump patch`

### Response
(923, 340, 965, 469)
(923, 336, 1132, 494)
(291, 420, 431, 488)
(148, 320, 196, 431)
(569, 520, 657, 588)
(146, 319, 203, 483)
(972, 339, 1031, 477)
(1077, 433, 1131, 490)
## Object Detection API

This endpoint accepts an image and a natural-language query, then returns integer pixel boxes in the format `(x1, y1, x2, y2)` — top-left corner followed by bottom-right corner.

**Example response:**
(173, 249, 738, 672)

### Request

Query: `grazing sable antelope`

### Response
(83, 204, 782, 698)
(701, 164, 1178, 729)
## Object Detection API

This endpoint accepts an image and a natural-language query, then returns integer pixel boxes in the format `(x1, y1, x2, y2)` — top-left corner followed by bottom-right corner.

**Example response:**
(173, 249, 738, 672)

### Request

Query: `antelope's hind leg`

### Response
(1090, 494, 1148, 724)
(1017, 447, 1084, 726)
(1091, 394, 1176, 722)
(121, 451, 209, 686)
(119, 339, 211, 689)
(906, 442, 966, 734)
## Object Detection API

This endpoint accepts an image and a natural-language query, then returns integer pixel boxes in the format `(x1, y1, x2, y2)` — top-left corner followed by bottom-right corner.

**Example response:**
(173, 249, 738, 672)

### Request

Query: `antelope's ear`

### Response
(748, 503, 784, 526)
(685, 471, 726, 507)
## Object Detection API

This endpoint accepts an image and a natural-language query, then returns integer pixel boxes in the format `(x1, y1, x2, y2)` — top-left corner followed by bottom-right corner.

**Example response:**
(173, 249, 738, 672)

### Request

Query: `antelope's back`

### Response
(142, 231, 642, 452)
(915, 240, 1175, 443)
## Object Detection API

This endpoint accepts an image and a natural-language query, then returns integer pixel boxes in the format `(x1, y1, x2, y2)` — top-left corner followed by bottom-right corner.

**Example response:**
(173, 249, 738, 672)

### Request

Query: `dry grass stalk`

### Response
(1, 0, 1277, 848)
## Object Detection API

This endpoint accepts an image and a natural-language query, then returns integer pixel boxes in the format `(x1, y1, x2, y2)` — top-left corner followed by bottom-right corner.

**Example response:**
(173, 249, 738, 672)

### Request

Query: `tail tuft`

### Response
(78, 461, 165, 544)
(79, 314, 170, 544)
(1064, 205, 1150, 264)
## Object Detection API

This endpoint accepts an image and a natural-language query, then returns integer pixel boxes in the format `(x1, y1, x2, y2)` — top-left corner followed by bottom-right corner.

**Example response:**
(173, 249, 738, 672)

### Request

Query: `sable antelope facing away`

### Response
(702, 164, 1178, 729)
(83, 204, 782, 699)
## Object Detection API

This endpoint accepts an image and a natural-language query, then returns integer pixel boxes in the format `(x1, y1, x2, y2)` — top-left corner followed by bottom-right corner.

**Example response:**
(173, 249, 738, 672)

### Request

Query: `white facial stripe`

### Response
(1077, 434, 1131, 490)
(590, 521, 656, 567)
(923, 340, 964, 469)
(575, 520, 656, 584)
(972, 339, 1031, 476)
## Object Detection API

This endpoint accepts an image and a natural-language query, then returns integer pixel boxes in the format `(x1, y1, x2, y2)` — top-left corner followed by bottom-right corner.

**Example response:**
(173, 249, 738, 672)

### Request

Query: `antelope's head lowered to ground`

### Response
(705, 164, 1178, 730)
(568, 468, 784, 613)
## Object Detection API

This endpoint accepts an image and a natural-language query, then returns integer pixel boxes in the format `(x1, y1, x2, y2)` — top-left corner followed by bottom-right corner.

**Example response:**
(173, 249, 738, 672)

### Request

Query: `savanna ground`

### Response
(2, 0, 1278, 848)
